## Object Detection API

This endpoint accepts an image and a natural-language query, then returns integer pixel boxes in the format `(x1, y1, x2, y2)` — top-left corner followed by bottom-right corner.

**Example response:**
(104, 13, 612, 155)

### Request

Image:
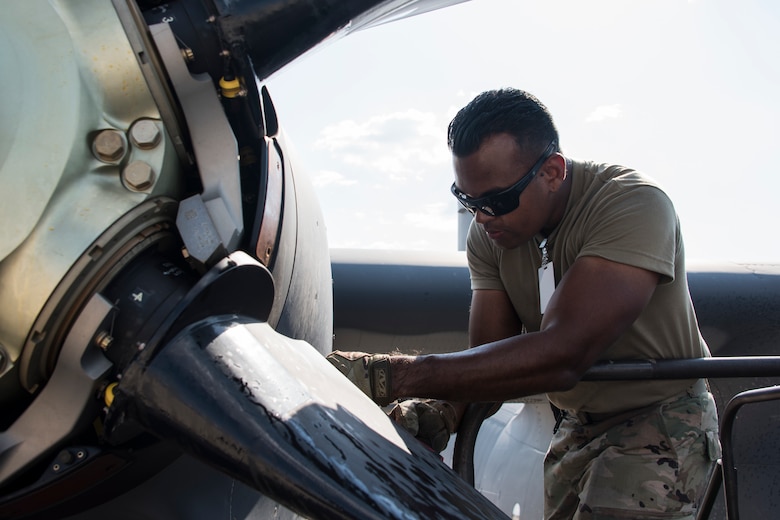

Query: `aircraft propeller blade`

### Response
(104, 317, 507, 519)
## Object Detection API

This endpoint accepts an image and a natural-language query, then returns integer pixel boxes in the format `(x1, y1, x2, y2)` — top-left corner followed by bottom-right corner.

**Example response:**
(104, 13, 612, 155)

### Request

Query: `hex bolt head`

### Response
(95, 331, 114, 350)
(181, 47, 195, 63)
(92, 129, 126, 163)
(123, 161, 155, 191)
(130, 119, 162, 150)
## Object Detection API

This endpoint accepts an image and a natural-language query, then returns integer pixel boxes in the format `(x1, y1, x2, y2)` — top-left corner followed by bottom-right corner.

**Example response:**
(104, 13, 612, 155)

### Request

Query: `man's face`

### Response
(452, 133, 551, 250)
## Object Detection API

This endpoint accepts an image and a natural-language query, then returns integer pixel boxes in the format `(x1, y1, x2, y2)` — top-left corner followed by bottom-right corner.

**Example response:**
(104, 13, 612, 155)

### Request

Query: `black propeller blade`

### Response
(104, 316, 508, 519)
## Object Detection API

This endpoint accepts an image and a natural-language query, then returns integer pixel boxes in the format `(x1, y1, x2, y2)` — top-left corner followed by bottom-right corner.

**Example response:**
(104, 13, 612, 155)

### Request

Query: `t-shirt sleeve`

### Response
(578, 184, 678, 284)
(465, 218, 506, 291)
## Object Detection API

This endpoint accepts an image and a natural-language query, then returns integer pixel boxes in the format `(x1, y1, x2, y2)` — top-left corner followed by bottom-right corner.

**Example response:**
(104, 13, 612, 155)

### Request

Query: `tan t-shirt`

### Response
(467, 159, 709, 413)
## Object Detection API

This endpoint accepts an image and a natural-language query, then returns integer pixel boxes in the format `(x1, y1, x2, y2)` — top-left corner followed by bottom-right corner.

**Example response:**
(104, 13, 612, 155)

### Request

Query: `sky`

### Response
(264, 0, 780, 264)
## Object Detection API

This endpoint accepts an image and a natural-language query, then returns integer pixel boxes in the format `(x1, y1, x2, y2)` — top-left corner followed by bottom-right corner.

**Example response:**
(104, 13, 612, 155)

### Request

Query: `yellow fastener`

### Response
(219, 76, 242, 98)
(104, 382, 118, 407)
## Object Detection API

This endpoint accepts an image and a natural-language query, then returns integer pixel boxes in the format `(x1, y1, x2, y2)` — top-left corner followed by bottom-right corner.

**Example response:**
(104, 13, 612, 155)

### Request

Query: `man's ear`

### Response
(540, 154, 567, 191)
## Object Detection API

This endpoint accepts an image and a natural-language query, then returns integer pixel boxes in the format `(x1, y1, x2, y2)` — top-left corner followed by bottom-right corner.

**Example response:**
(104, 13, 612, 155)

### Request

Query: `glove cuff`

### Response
(369, 355, 393, 406)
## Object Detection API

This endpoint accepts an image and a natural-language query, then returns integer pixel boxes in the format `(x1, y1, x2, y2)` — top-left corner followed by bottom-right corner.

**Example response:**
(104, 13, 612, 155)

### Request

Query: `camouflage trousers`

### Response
(544, 383, 720, 519)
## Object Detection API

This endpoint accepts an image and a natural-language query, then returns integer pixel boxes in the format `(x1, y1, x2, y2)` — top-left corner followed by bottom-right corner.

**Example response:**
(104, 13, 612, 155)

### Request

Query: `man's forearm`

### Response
(389, 333, 579, 403)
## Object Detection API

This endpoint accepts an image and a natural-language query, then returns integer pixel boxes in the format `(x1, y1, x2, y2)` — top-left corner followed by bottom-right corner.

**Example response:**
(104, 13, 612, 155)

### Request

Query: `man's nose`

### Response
(474, 210, 494, 225)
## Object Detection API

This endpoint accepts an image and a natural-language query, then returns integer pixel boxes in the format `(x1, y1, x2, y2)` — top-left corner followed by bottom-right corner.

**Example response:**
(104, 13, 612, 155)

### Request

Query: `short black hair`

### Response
(447, 88, 559, 158)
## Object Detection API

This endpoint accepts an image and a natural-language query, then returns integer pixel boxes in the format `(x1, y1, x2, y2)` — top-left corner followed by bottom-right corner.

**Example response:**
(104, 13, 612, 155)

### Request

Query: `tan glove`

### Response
(326, 350, 394, 406)
(389, 399, 457, 453)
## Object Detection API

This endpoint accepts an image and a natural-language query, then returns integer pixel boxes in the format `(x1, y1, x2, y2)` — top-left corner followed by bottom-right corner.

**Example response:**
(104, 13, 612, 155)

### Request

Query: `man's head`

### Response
(448, 89, 568, 249)
(447, 88, 559, 160)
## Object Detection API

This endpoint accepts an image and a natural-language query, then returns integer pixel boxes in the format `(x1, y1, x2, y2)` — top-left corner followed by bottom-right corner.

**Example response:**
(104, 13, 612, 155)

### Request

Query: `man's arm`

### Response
(468, 289, 523, 347)
(446, 288, 524, 427)
(391, 255, 660, 402)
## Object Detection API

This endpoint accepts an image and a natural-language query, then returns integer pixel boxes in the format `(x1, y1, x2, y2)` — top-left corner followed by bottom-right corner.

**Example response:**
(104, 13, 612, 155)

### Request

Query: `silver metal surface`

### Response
(0, 1, 179, 397)
(0, 293, 113, 484)
(149, 23, 244, 265)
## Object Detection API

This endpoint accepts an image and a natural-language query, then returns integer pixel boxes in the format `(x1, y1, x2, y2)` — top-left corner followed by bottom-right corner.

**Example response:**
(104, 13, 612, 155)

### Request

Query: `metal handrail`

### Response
(580, 357, 780, 381)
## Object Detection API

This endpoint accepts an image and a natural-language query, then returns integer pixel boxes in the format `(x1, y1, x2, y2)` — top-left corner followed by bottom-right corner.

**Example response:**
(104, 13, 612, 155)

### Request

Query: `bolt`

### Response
(95, 331, 114, 350)
(180, 47, 195, 63)
(130, 120, 162, 149)
(123, 161, 155, 191)
(92, 129, 125, 163)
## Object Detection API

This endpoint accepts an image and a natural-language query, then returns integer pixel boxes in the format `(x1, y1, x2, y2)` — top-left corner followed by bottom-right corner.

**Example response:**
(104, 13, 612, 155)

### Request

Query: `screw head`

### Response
(130, 120, 162, 150)
(95, 331, 114, 350)
(123, 161, 155, 191)
(181, 47, 195, 63)
(92, 130, 125, 163)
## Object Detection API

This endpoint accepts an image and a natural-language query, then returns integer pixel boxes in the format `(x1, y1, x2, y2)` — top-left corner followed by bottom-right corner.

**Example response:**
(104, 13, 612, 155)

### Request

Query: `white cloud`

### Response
(313, 109, 450, 178)
(311, 169, 358, 188)
(403, 203, 457, 233)
(309, 109, 460, 251)
(267, 0, 780, 260)
(586, 104, 623, 122)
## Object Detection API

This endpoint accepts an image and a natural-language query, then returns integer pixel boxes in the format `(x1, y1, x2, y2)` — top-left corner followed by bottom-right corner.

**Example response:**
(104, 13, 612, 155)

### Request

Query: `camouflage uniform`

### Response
(544, 383, 720, 520)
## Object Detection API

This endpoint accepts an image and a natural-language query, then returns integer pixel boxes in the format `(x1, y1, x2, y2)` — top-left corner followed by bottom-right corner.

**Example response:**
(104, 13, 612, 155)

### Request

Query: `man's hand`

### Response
(326, 350, 394, 406)
(389, 399, 457, 453)
(326, 351, 457, 452)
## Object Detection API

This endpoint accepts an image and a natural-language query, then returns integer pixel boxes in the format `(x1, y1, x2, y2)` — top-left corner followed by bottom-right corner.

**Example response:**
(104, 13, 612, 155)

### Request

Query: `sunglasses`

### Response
(451, 140, 558, 217)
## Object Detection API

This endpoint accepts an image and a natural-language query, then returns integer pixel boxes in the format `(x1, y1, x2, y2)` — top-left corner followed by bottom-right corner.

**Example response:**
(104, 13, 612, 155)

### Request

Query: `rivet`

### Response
(56, 450, 74, 464)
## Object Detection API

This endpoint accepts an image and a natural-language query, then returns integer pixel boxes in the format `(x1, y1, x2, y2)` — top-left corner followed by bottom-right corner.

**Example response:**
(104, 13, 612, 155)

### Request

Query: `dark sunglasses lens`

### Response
(453, 185, 519, 217)
(484, 194, 518, 216)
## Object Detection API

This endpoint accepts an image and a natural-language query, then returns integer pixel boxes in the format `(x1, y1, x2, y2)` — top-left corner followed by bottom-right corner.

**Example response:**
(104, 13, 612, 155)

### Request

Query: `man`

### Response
(328, 88, 719, 519)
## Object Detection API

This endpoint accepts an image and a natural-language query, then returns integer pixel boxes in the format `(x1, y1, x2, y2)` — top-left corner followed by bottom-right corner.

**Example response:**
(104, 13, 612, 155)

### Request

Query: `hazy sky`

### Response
(265, 0, 780, 263)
